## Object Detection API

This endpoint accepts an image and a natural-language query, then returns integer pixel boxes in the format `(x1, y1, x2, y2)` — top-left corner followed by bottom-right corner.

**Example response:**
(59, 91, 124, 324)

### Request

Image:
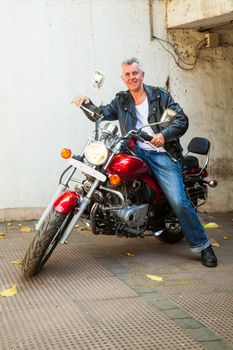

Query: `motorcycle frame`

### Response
(35, 121, 215, 245)
(36, 139, 117, 243)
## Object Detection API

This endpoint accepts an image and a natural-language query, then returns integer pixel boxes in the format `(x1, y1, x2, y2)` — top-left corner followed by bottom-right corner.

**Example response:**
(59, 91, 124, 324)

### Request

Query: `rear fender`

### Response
(53, 190, 79, 215)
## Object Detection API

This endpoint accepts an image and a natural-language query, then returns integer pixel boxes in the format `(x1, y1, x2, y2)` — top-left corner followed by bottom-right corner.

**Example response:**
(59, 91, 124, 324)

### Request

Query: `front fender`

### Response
(53, 190, 79, 215)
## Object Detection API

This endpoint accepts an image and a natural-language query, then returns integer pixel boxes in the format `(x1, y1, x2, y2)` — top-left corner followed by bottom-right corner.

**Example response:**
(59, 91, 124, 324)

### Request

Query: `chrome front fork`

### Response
(59, 178, 100, 244)
(36, 166, 76, 231)
(59, 153, 116, 244)
(36, 184, 67, 231)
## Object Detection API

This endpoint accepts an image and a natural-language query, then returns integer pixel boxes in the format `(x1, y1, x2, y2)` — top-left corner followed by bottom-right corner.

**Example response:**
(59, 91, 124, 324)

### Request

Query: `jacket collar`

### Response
(120, 84, 159, 105)
(144, 84, 160, 103)
(119, 84, 160, 120)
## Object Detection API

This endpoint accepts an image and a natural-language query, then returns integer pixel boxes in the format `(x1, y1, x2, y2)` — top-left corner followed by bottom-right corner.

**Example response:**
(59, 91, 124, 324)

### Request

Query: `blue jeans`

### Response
(135, 146, 210, 252)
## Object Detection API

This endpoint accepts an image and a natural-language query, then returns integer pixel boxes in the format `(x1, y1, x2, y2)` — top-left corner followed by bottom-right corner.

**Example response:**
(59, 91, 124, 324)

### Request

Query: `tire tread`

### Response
(22, 211, 65, 277)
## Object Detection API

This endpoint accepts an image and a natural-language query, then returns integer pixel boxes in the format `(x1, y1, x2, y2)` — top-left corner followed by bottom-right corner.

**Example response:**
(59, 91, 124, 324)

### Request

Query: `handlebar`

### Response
(80, 103, 103, 122)
(127, 130, 153, 143)
(80, 104, 95, 117)
(121, 129, 177, 162)
(140, 131, 153, 142)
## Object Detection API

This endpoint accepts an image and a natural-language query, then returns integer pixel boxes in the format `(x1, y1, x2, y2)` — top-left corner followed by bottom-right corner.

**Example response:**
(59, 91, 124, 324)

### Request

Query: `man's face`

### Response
(121, 63, 144, 92)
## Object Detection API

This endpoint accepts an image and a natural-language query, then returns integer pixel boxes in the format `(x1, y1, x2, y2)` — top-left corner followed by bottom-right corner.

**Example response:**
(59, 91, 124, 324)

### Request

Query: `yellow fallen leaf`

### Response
(0, 233, 5, 240)
(0, 284, 17, 297)
(80, 226, 92, 231)
(223, 236, 229, 240)
(7, 223, 12, 226)
(125, 252, 135, 257)
(75, 224, 80, 228)
(20, 227, 32, 233)
(18, 223, 22, 226)
(11, 259, 23, 265)
(203, 223, 221, 229)
(146, 274, 163, 282)
(210, 237, 220, 247)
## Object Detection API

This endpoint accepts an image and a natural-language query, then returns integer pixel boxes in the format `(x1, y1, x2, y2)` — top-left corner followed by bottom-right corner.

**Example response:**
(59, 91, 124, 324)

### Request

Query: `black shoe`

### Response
(201, 245, 217, 267)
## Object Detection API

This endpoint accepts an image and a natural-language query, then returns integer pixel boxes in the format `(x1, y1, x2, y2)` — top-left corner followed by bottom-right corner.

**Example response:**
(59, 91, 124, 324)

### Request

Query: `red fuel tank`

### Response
(107, 154, 150, 182)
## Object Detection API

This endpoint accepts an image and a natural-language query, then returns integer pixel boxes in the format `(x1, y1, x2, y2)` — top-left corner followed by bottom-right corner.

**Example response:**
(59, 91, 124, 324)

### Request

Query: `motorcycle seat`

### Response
(183, 137, 210, 171)
(183, 155, 199, 169)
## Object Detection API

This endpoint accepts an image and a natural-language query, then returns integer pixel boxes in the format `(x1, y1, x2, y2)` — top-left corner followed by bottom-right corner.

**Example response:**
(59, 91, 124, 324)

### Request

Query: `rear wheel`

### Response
(157, 221, 184, 244)
(22, 210, 68, 277)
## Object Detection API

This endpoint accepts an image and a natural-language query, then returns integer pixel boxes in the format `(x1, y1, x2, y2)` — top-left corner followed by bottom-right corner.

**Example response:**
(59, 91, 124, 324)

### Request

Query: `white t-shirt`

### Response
(135, 98, 165, 152)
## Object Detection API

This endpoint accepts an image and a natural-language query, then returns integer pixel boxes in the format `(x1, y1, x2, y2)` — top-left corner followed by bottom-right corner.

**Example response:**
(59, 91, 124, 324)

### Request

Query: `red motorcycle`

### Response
(22, 107, 217, 277)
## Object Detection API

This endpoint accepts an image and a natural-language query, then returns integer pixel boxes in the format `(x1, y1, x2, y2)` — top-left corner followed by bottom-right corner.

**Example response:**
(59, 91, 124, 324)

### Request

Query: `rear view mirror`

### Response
(160, 108, 177, 124)
(140, 108, 177, 131)
(92, 70, 105, 89)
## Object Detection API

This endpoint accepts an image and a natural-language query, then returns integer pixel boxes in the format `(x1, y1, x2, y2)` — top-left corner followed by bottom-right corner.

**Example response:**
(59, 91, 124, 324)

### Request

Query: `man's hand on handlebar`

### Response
(73, 95, 90, 108)
(130, 130, 165, 147)
(151, 133, 165, 147)
(72, 99, 165, 147)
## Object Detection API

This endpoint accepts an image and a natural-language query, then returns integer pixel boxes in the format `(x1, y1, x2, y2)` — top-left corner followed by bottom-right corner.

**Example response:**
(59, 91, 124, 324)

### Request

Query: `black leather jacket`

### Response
(86, 84, 189, 160)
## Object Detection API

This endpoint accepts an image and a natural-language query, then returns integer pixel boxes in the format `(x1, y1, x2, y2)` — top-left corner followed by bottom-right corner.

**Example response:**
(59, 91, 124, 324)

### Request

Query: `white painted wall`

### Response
(0, 0, 232, 220)
(0, 0, 169, 220)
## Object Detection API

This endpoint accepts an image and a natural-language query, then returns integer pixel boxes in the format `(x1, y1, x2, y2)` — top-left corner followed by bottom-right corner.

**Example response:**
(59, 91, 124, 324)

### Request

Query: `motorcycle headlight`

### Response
(84, 142, 108, 166)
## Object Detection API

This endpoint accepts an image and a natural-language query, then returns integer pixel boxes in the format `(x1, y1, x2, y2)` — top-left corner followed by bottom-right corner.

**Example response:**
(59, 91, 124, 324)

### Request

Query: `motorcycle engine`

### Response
(112, 204, 149, 228)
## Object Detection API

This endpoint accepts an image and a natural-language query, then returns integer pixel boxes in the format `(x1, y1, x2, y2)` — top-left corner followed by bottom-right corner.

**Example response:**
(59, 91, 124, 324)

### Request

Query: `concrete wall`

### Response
(167, 0, 233, 29)
(0, 0, 232, 220)
(166, 26, 233, 212)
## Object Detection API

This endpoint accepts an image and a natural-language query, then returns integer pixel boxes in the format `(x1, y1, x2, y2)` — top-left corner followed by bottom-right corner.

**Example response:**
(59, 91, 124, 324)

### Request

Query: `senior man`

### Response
(73, 57, 217, 267)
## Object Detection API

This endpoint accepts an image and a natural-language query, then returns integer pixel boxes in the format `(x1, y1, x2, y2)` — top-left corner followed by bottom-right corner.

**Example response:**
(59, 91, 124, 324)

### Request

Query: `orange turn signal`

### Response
(61, 148, 72, 159)
(108, 174, 121, 186)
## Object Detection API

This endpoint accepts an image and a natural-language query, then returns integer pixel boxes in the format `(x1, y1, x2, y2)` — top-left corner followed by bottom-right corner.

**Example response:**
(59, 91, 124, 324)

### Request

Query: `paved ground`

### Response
(0, 212, 233, 350)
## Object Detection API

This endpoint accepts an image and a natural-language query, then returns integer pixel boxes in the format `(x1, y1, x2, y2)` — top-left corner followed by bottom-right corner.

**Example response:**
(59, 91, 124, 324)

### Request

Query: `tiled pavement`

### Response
(0, 212, 233, 349)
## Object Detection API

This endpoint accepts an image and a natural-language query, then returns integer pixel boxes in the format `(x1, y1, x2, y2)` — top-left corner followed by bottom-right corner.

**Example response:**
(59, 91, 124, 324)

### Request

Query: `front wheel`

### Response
(22, 210, 67, 277)
(157, 222, 184, 244)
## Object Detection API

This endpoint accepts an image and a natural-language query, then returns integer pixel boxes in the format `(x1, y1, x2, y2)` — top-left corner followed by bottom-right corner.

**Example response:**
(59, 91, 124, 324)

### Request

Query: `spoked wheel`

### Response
(22, 210, 70, 277)
(156, 221, 184, 244)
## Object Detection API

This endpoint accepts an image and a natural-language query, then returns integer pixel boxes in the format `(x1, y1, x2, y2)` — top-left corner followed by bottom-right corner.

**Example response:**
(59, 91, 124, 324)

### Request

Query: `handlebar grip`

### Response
(140, 131, 153, 142)
(80, 103, 102, 122)
(80, 102, 93, 110)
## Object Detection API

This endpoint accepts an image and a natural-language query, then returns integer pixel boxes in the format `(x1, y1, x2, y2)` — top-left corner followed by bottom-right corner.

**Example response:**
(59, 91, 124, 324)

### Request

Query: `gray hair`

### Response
(121, 57, 144, 72)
